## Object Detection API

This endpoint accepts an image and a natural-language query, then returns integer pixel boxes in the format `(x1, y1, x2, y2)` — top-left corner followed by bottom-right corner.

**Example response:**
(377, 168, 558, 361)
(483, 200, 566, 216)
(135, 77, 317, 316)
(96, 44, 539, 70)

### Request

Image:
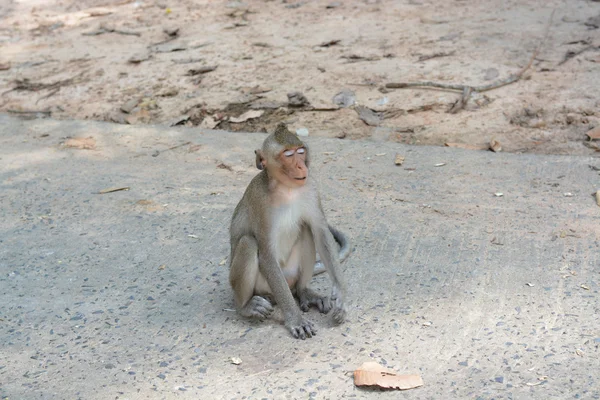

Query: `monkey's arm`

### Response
(310, 222, 348, 324)
(257, 243, 317, 339)
(313, 225, 350, 275)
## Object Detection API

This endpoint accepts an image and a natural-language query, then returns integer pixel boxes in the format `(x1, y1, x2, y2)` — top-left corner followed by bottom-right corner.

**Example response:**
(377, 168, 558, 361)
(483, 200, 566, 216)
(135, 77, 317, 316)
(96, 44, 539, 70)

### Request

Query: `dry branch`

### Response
(385, 10, 555, 113)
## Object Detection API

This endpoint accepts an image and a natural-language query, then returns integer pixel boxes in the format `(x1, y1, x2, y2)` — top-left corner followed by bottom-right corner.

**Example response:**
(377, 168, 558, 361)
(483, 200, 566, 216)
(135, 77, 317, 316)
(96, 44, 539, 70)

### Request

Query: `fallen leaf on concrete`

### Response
(494, 193, 503, 197)
(219, 258, 227, 266)
(586, 126, 600, 140)
(576, 349, 585, 356)
(230, 110, 264, 123)
(187, 234, 199, 239)
(525, 282, 534, 287)
(98, 186, 130, 194)
(158, 264, 166, 270)
(64, 137, 96, 150)
(596, 190, 600, 206)
(445, 142, 489, 151)
(489, 140, 502, 152)
(394, 154, 405, 166)
(354, 362, 423, 390)
(564, 192, 574, 197)
(581, 284, 590, 290)
(434, 163, 446, 167)
(230, 357, 242, 365)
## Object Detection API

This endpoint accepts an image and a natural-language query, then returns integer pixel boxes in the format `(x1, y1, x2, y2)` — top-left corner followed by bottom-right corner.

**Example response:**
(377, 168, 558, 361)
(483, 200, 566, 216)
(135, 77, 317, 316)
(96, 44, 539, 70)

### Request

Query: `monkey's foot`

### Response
(239, 296, 274, 320)
(286, 316, 316, 340)
(298, 288, 331, 314)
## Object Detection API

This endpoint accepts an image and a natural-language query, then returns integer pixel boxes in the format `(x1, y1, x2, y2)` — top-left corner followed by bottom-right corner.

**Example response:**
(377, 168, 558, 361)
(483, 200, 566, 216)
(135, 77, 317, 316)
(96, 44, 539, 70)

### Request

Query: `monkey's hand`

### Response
(330, 286, 347, 325)
(285, 315, 316, 340)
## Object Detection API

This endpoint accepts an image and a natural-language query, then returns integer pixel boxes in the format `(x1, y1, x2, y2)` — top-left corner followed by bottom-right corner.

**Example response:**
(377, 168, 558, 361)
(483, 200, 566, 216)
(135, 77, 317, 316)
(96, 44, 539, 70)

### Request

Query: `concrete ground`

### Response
(0, 114, 599, 400)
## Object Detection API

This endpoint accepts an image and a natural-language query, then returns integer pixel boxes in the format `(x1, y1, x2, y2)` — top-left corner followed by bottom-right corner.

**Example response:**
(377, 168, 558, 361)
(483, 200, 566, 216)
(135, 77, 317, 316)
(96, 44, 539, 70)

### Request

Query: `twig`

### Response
(385, 10, 555, 113)
(3, 72, 85, 96)
(36, 88, 60, 104)
(82, 26, 141, 36)
(558, 45, 596, 66)
(7, 109, 52, 116)
(418, 51, 456, 62)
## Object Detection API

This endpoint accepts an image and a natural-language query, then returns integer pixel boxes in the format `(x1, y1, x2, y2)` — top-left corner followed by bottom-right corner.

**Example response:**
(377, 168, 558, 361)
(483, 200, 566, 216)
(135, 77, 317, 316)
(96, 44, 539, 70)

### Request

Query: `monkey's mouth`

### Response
(294, 177, 307, 181)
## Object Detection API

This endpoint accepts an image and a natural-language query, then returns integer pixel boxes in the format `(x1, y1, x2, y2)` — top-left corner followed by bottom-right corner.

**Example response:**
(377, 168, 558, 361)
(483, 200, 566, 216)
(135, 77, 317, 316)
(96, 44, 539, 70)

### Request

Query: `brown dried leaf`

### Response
(394, 154, 405, 166)
(489, 140, 502, 152)
(354, 362, 424, 390)
(586, 126, 600, 140)
(444, 142, 489, 151)
(64, 137, 96, 150)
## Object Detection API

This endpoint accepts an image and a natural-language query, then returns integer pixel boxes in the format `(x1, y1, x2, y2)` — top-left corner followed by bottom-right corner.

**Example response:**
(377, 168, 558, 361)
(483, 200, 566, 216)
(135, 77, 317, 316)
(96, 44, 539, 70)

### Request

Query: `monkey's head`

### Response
(255, 123, 309, 188)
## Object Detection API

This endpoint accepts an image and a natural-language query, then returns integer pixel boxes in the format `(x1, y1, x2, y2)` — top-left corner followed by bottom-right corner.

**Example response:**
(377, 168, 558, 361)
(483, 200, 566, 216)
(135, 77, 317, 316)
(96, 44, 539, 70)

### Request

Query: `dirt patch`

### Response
(1, 0, 600, 155)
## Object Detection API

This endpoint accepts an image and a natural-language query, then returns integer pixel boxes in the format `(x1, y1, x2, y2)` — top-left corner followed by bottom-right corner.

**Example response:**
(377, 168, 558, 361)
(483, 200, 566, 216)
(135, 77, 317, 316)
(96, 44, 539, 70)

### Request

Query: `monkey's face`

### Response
(278, 146, 308, 187)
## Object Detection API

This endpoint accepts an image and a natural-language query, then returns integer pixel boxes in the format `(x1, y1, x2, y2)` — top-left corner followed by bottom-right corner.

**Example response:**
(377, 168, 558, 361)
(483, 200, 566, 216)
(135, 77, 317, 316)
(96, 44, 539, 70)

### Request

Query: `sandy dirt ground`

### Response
(1, 0, 600, 155)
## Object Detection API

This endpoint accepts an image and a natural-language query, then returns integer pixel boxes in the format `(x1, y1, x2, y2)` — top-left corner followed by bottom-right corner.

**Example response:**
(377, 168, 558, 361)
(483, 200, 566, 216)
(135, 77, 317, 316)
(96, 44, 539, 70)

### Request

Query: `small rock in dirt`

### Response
(332, 89, 356, 108)
(120, 98, 140, 114)
(484, 68, 499, 81)
(163, 27, 180, 37)
(296, 128, 309, 137)
(128, 52, 150, 64)
(287, 91, 310, 107)
(168, 115, 190, 126)
(584, 14, 600, 29)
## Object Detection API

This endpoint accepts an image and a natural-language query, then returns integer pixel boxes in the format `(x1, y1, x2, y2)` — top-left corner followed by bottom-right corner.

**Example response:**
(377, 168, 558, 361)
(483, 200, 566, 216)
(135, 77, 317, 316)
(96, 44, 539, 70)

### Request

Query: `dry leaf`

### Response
(586, 126, 600, 140)
(354, 362, 423, 390)
(64, 137, 96, 150)
(219, 257, 228, 266)
(230, 357, 242, 365)
(489, 140, 502, 152)
(581, 284, 590, 290)
(230, 110, 264, 123)
(444, 142, 488, 151)
(394, 154, 405, 166)
(595, 190, 600, 207)
(158, 264, 166, 270)
(494, 193, 503, 197)
(200, 116, 219, 129)
(98, 186, 130, 194)
(434, 163, 446, 167)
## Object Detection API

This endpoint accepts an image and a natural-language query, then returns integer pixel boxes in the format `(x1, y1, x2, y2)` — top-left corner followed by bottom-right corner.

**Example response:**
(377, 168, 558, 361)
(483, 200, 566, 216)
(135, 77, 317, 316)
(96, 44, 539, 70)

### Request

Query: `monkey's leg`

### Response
(229, 235, 274, 320)
(296, 227, 332, 314)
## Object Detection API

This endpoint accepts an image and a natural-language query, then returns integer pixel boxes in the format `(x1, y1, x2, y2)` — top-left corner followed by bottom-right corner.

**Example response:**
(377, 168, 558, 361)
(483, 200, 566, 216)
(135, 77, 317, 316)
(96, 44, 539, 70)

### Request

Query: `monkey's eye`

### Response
(283, 149, 295, 157)
(296, 147, 306, 154)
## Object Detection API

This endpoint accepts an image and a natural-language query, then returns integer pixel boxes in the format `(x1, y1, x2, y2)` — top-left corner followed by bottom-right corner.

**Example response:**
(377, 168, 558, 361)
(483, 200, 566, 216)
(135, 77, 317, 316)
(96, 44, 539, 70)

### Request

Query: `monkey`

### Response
(228, 123, 349, 339)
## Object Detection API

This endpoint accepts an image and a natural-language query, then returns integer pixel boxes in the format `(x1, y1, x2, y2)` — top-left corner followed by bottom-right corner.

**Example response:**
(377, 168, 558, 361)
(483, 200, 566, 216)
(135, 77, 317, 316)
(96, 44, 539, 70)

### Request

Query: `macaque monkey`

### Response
(229, 123, 349, 339)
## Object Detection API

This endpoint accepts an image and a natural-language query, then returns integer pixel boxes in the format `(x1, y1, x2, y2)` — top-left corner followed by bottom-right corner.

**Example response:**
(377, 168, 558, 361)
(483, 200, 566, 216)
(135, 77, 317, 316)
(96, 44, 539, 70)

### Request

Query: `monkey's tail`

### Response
(313, 225, 350, 276)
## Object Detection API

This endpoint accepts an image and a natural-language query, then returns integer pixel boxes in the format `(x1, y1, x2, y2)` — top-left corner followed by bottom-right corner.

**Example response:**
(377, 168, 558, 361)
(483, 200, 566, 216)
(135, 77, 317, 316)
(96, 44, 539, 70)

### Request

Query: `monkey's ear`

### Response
(254, 149, 266, 170)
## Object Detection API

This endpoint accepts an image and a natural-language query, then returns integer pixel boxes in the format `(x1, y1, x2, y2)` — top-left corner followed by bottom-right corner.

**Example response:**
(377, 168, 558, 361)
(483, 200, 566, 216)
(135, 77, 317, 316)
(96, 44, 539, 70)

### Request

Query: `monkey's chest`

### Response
(271, 205, 303, 265)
